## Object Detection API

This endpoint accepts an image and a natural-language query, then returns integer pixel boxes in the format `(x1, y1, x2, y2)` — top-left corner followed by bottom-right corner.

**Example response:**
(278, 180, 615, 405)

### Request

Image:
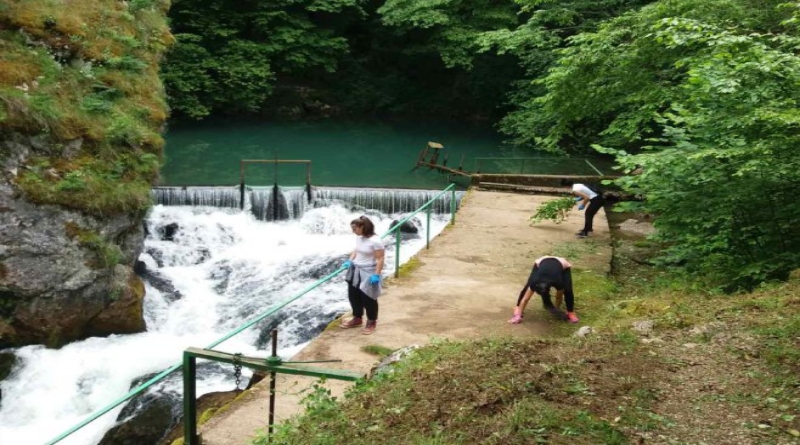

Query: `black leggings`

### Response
(583, 196, 604, 232)
(516, 269, 575, 312)
(347, 283, 378, 321)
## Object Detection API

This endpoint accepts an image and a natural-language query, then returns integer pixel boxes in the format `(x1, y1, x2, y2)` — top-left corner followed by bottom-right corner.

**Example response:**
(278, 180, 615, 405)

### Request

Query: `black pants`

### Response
(583, 196, 604, 233)
(347, 283, 378, 321)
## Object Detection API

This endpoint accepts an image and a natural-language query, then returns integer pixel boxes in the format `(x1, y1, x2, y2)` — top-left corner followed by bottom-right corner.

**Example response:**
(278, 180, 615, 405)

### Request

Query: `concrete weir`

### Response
(195, 190, 612, 445)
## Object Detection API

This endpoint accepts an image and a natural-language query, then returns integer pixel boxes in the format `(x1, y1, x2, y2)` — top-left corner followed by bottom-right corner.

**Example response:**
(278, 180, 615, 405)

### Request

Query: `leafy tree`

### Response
(506, 0, 791, 152)
(533, 0, 800, 288)
(378, 0, 520, 69)
(162, 0, 365, 118)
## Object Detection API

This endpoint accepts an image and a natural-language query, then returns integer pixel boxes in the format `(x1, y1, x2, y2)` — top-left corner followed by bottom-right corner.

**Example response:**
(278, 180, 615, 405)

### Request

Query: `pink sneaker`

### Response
(340, 317, 363, 329)
(361, 320, 377, 335)
(566, 312, 580, 323)
(508, 314, 523, 324)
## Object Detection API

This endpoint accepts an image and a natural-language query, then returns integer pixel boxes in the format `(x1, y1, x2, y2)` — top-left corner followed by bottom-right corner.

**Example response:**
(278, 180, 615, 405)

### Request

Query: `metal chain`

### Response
(232, 353, 243, 390)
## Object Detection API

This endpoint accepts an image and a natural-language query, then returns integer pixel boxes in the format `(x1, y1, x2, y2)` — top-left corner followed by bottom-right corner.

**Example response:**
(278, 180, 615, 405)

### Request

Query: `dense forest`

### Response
(0, 0, 798, 290)
(160, 0, 800, 290)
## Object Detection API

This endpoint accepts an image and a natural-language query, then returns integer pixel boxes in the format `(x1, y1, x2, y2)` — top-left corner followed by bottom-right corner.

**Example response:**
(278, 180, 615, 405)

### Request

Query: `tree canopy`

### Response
(157, 0, 800, 289)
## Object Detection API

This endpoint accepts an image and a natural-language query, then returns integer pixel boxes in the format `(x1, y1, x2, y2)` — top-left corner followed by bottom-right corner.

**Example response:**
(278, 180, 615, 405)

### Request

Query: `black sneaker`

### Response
(576, 231, 588, 238)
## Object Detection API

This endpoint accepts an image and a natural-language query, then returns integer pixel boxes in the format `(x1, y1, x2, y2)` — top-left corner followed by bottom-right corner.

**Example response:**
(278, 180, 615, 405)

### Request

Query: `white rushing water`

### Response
(0, 202, 450, 445)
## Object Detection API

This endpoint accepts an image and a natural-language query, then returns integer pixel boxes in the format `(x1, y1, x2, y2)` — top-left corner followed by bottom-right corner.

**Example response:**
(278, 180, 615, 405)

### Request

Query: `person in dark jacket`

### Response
(508, 256, 580, 324)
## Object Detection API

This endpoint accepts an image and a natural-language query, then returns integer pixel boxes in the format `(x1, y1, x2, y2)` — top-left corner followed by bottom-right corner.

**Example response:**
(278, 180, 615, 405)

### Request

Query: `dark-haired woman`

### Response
(341, 216, 385, 335)
(508, 256, 579, 324)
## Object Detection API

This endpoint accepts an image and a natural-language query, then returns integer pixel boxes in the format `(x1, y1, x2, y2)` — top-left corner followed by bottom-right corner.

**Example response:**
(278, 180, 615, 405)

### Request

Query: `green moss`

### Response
(361, 345, 393, 358)
(198, 408, 218, 425)
(396, 256, 422, 277)
(0, 0, 172, 215)
(63, 222, 122, 269)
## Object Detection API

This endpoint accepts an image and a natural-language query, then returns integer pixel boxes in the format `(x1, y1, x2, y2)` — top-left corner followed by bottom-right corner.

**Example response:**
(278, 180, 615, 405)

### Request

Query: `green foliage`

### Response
(105, 56, 148, 72)
(378, 0, 520, 68)
(18, 154, 156, 216)
(500, 0, 800, 288)
(486, 0, 656, 151)
(257, 380, 346, 445)
(529, 196, 577, 225)
(129, 0, 158, 11)
(162, 0, 364, 118)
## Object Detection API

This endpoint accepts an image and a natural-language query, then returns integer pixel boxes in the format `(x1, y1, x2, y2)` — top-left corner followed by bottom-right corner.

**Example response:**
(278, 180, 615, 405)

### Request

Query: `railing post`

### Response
(394, 229, 401, 278)
(426, 208, 431, 249)
(450, 187, 456, 226)
(183, 352, 198, 445)
(239, 182, 245, 210)
(240, 160, 245, 210)
(269, 329, 278, 438)
(584, 159, 603, 176)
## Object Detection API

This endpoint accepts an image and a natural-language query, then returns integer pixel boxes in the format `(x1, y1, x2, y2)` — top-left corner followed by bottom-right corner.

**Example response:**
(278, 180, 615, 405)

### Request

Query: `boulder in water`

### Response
(161, 223, 179, 241)
(134, 260, 183, 302)
(390, 218, 419, 234)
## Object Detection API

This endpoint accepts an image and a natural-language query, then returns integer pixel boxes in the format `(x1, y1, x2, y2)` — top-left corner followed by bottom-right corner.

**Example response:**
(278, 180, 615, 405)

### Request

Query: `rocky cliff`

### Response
(0, 1, 173, 348)
(0, 132, 146, 348)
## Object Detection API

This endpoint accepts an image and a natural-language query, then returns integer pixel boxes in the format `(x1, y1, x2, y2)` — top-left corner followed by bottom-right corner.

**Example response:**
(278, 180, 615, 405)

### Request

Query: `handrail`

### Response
(473, 156, 604, 176)
(381, 183, 457, 277)
(43, 182, 459, 445)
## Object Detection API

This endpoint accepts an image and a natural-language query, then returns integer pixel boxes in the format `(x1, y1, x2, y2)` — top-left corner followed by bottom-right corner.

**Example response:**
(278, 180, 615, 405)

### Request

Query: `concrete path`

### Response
(197, 189, 611, 445)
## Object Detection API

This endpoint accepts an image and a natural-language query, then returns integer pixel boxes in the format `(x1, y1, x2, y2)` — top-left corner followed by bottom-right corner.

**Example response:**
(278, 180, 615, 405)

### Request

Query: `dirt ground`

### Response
(197, 189, 611, 445)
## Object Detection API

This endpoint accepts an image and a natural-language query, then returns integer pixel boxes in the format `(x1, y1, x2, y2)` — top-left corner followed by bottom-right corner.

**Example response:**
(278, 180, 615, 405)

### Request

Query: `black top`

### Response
(527, 258, 566, 293)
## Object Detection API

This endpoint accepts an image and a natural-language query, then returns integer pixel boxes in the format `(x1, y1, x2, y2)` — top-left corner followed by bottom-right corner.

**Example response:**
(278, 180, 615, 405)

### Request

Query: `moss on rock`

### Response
(0, 0, 173, 215)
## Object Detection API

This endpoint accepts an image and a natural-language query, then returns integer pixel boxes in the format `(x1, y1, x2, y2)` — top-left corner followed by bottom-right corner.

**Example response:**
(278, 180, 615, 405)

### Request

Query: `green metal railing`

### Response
(382, 183, 457, 277)
(474, 157, 604, 176)
(183, 331, 364, 445)
(44, 182, 459, 445)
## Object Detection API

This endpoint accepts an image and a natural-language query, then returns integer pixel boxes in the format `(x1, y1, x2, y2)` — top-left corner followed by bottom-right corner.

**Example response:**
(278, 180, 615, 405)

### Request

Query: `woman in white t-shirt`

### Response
(340, 216, 385, 335)
(569, 182, 605, 238)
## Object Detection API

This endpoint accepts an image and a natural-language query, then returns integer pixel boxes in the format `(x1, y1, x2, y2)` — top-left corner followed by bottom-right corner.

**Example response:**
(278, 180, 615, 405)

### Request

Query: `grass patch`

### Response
(17, 153, 157, 216)
(361, 345, 393, 358)
(550, 239, 601, 262)
(396, 256, 422, 277)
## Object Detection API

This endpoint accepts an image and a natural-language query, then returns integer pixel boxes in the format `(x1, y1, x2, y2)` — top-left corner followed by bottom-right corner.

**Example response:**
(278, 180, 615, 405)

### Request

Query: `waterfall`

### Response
(153, 186, 465, 221)
(152, 186, 242, 208)
(311, 187, 462, 215)
(0, 192, 452, 445)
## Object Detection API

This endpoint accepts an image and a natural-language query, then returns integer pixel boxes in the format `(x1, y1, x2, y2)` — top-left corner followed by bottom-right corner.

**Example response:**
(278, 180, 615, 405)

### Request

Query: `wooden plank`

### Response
(415, 162, 473, 177)
(477, 182, 571, 194)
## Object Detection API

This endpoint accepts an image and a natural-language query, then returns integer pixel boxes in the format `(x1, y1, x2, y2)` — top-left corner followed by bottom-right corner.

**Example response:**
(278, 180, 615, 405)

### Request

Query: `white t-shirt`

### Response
(353, 235, 384, 267)
(572, 184, 597, 200)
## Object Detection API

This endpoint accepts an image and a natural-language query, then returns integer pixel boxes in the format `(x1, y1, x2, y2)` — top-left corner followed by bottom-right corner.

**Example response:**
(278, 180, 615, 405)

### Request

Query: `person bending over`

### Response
(568, 181, 604, 238)
(508, 256, 580, 324)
